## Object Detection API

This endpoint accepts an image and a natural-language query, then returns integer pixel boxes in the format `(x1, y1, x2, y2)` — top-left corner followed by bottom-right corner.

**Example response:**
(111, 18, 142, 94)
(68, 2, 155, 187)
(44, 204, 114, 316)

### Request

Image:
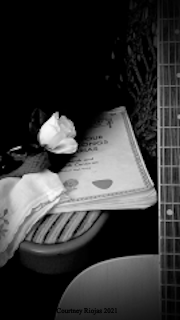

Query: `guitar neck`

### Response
(157, 0, 180, 317)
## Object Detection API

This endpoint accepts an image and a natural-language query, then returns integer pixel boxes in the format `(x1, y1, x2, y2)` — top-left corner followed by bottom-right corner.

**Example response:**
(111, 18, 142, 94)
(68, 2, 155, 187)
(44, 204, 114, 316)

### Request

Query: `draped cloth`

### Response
(0, 170, 68, 267)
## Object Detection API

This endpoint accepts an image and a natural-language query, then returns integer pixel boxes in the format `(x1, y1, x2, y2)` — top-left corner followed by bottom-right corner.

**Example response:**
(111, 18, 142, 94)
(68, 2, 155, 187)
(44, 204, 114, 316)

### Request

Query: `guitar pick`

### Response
(92, 179, 113, 189)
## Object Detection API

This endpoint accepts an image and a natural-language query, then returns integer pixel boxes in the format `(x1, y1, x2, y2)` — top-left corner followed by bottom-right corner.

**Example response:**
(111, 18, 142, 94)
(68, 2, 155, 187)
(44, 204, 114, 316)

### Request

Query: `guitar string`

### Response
(171, 0, 179, 314)
(169, 0, 174, 302)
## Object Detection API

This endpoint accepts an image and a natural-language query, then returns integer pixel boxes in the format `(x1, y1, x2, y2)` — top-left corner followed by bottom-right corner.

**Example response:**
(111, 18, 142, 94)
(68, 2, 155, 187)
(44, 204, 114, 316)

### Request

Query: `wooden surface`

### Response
(55, 255, 160, 320)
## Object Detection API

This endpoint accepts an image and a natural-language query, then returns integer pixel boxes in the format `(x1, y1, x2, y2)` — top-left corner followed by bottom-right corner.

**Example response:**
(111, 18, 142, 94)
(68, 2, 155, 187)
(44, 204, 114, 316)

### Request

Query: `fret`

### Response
(161, 222, 180, 238)
(162, 268, 180, 273)
(160, 236, 180, 242)
(162, 299, 180, 304)
(161, 270, 180, 285)
(159, 40, 180, 45)
(162, 300, 177, 315)
(160, 15, 180, 41)
(160, 184, 180, 186)
(160, 237, 180, 241)
(162, 312, 180, 319)
(160, 165, 180, 168)
(160, 239, 180, 253)
(160, 252, 180, 261)
(160, 18, 180, 21)
(160, 185, 180, 188)
(159, 19, 180, 44)
(162, 285, 180, 301)
(162, 313, 180, 319)
(160, 238, 180, 252)
(160, 220, 180, 223)
(159, 64, 180, 66)
(160, 254, 180, 270)
(161, 284, 180, 288)
(160, 202, 180, 203)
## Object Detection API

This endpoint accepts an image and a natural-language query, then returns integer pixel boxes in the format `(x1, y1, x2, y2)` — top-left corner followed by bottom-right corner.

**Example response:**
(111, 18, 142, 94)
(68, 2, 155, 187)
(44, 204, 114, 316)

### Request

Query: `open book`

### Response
(51, 106, 157, 213)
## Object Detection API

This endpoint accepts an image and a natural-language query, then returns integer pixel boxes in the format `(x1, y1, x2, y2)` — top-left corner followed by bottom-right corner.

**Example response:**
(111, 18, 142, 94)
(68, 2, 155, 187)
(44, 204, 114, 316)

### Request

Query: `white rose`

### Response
(38, 112, 78, 154)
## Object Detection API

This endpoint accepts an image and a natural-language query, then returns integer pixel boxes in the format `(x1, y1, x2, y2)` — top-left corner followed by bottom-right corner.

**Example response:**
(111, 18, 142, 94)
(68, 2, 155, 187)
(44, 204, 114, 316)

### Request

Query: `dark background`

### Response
(1, 4, 129, 151)
(1, 3, 158, 319)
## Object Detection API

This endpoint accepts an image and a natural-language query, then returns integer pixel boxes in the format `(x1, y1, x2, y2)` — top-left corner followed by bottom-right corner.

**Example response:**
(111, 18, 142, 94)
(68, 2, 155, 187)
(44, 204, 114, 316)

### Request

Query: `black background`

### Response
(1, 4, 129, 150)
(1, 3, 158, 319)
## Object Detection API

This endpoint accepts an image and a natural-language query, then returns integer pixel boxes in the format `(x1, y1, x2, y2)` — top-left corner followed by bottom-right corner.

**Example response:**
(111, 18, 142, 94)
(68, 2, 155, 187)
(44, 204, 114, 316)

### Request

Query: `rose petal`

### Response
(39, 114, 61, 146)
(44, 112, 60, 131)
(59, 116, 76, 138)
(41, 131, 66, 149)
(47, 138, 78, 154)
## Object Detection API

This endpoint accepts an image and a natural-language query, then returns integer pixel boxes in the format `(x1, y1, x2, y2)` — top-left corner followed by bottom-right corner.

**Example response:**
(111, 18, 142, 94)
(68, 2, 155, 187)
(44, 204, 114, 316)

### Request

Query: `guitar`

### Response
(55, 1, 180, 319)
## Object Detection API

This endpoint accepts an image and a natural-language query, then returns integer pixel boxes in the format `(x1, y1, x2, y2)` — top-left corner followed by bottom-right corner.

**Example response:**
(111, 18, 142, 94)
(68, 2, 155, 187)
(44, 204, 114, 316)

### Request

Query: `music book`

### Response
(51, 106, 157, 213)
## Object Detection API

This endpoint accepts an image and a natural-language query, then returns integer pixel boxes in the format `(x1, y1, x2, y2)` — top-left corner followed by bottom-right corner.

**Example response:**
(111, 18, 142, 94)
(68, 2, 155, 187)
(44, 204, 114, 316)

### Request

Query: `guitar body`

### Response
(56, 255, 160, 320)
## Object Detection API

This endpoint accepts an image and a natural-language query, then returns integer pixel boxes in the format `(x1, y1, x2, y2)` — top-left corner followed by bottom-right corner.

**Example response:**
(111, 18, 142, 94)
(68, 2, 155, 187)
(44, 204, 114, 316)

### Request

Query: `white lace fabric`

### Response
(0, 169, 68, 267)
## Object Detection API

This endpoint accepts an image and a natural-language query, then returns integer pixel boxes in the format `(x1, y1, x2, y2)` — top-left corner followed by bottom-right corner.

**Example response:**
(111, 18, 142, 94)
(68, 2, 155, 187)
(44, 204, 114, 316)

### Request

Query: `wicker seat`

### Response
(18, 210, 109, 274)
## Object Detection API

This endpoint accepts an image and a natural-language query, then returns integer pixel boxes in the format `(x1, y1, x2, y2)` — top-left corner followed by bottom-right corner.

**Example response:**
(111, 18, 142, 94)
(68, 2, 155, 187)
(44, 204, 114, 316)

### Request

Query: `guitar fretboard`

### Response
(158, 0, 180, 317)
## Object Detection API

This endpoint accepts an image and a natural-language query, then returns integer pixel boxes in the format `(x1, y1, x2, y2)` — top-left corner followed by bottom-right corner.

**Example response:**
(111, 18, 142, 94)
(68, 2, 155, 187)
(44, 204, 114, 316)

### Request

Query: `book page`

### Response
(58, 107, 154, 202)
